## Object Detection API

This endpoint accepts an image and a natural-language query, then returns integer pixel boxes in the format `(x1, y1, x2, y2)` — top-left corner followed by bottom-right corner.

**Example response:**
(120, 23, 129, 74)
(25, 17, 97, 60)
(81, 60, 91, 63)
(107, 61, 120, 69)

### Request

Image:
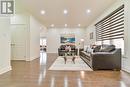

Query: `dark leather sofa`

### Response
(58, 45, 78, 56)
(80, 45, 121, 70)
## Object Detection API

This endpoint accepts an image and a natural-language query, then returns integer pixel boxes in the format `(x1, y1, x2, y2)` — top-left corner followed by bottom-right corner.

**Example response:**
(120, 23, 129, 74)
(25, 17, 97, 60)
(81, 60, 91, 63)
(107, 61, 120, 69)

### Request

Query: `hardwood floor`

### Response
(0, 52, 130, 87)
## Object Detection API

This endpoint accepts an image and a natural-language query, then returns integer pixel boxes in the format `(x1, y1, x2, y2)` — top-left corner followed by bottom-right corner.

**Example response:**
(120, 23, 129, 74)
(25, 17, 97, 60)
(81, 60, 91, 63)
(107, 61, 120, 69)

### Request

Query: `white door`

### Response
(11, 25, 26, 60)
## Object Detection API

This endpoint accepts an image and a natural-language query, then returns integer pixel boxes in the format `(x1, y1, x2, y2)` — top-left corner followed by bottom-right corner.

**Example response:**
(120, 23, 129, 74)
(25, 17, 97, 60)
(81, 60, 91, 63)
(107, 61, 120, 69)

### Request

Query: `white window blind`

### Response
(95, 5, 124, 41)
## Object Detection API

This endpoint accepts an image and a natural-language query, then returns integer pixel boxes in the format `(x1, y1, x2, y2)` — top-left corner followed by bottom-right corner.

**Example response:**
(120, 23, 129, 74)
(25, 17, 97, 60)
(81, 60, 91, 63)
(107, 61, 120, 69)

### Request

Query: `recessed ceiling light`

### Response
(86, 9, 91, 13)
(65, 24, 67, 27)
(78, 24, 81, 27)
(40, 27, 43, 30)
(41, 10, 46, 15)
(63, 9, 68, 14)
(80, 39, 84, 42)
(51, 24, 54, 27)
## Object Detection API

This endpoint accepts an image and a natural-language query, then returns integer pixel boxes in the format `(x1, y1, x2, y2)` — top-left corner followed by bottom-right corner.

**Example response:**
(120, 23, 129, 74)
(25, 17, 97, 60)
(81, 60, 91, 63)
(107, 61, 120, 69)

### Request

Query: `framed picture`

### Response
(90, 32, 93, 39)
(60, 34, 75, 44)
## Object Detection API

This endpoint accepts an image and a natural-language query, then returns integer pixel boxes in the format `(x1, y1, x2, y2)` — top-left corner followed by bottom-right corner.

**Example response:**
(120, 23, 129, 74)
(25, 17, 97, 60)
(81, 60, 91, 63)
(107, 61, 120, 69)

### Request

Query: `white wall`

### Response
(47, 28, 85, 53)
(0, 17, 12, 74)
(84, 25, 96, 45)
(40, 26, 47, 38)
(10, 15, 42, 61)
(29, 16, 41, 61)
(10, 0, 44, 61)
(85, 0, 130, 73)
(123, 0, 130, 72)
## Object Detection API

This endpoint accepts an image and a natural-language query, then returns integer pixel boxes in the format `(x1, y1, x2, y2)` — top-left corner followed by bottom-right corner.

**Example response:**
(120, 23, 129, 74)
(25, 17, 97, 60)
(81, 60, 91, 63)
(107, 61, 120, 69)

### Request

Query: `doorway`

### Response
(11, 25, 27, 60)
(40, 37, 47, 52)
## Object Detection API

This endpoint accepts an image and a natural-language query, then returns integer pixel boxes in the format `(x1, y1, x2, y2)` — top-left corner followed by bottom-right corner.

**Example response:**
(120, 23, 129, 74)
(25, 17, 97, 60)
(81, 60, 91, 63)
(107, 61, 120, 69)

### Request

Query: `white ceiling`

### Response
(18, 0, 117, 28)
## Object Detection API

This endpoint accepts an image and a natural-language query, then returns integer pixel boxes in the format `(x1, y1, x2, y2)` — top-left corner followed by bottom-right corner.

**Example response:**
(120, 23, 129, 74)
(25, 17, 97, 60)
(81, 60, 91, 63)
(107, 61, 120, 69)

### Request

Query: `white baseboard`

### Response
(11, 58, 26, 61)
(122, 67, 130, 73)
(26, 57, 40, 61)
(47, 53, 58, 54)
(46, 52, 58, 54)
(26, 58, 30, 61)
(0, 66, 12, 75)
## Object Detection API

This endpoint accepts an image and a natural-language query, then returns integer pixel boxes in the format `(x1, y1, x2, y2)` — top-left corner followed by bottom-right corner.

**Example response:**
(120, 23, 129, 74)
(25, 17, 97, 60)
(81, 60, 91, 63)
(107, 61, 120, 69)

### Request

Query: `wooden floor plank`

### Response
(0, 52, 130, 87)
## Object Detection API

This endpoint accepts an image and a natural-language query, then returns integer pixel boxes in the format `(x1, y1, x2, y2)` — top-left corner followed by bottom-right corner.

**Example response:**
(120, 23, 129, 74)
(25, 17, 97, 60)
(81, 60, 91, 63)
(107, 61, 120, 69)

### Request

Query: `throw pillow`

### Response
(84, 45, 88, 52)
(100, 45, 115, 52)
(71, 45, 75, 50)
(93, 45, 101, 52)
(60, 45, 65, 50)
(87, 46, 93, 53)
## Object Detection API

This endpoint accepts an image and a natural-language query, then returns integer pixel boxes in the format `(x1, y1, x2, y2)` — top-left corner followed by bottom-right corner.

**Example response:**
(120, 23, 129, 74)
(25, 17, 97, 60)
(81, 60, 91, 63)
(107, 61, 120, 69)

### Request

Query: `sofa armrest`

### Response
(58, 48, 61, 52)
(91, 49, 121, 70)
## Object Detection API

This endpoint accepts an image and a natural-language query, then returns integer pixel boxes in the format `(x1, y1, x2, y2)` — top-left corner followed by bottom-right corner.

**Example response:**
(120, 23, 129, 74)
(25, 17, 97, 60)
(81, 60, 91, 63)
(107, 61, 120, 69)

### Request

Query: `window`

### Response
(95, 5, 124, 55)
(112, 38, 124, 55)
(95, 41, 102, 45)
(103, 40, 110, 45)
(95, 5, 124, 41)
(40, 38, 46, 46)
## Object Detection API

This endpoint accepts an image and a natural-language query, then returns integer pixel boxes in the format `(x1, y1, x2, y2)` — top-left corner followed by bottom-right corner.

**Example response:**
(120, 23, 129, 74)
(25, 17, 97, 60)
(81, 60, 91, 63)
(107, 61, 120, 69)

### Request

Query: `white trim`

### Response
(11, 58, 26, 61)
(0, 66, 12, 75)
(122, 68, 130, 73)
(46, 52, 58, 54)
(122, 57, 130, 73)
(26, 58, 30, 61)
(26, 57, 40, 61)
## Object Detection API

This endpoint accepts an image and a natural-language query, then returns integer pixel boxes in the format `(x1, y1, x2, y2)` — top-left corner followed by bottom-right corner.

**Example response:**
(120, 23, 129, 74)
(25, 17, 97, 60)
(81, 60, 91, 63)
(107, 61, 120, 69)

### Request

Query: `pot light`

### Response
(51, 24, 54, 27)
(78, 24, 81, 27)
(63, 9, 68, 14)
(86, 9, 91, 14)
(80, 39, 84, 42)
(41, 10, 46, 15)
(40, 27, 43, 30)
(65, 24, 67, 27)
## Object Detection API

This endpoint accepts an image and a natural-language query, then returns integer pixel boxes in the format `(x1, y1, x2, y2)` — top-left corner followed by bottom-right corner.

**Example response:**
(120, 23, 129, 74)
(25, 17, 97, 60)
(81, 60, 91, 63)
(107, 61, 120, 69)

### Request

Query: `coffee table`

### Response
(63, 56, 76, 64)
(63, 51, 78, 64)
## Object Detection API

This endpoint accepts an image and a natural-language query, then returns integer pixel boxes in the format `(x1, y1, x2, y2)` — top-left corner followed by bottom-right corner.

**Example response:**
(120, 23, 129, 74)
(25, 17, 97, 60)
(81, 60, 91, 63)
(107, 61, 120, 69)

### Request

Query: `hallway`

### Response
(0, 53, 130, 87)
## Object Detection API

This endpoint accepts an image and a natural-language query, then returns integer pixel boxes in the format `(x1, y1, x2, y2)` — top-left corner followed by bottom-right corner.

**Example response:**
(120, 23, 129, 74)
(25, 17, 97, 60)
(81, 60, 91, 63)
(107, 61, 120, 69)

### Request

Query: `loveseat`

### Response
(58, 45, 78, 56)
(80, 45, 121, 70)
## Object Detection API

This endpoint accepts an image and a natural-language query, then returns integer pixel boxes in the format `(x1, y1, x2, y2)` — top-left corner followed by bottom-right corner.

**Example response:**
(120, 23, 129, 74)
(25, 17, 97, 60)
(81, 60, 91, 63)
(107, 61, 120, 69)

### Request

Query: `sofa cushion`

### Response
(83, 45, 88, 52)
(93, 45, 101, 52)
(70, 45, 75, 50)
(100, 45, 115, 52)
(86, 46, 93, 53)
(60, 45, 66, 50)
(60, 45, 76, 50)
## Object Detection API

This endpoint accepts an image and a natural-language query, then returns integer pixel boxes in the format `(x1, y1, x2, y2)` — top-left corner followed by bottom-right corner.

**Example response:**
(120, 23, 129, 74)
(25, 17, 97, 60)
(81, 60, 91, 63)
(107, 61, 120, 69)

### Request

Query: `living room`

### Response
(46, 0, 129, 71)
(0, 0, 130, 87)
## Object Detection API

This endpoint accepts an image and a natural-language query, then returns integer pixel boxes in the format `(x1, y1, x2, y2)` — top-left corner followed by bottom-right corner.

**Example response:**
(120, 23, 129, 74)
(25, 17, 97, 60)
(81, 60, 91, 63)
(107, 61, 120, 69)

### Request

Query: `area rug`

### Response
(49, 56, 93, 71)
